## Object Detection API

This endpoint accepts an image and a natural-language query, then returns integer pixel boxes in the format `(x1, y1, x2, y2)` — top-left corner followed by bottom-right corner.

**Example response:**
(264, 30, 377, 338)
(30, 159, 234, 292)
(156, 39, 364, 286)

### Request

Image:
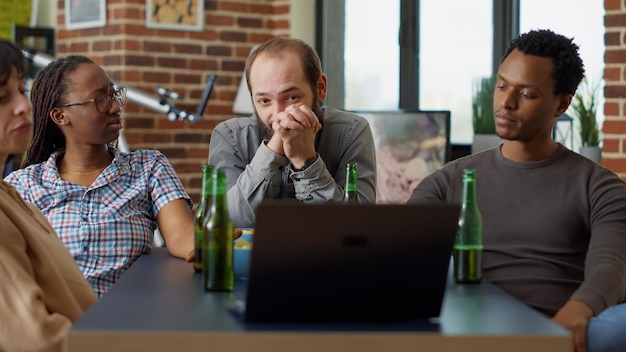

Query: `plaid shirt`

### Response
(4, 147, 191, 297)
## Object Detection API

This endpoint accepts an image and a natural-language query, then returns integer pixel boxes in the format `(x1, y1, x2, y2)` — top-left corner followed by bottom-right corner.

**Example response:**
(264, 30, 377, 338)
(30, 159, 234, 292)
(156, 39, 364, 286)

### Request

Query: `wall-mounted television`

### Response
(356, 110, 451, 204)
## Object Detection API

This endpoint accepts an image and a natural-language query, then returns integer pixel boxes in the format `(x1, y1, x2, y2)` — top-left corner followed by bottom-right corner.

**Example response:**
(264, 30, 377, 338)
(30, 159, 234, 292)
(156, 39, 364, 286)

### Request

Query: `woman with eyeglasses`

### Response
(0, 40, 96, 351)
(4, 55, 195, 297)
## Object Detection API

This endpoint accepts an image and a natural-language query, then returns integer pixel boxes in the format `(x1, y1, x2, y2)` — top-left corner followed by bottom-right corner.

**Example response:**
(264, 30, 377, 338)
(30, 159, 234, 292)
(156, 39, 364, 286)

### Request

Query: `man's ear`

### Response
(50, 108, 69, 126)
(555, 94, 573, 117)
(316, 73, 327, 102)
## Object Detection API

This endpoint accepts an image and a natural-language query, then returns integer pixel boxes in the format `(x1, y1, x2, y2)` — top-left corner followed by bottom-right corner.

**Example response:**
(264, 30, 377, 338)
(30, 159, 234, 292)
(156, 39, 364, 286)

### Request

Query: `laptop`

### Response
(238, 202, 461, 323)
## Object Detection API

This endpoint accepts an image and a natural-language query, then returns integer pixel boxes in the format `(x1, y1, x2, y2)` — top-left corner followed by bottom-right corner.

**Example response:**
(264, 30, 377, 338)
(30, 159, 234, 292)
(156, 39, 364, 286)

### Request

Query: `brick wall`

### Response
(55, 0, 290, 203)
(604, 0, 626, 178)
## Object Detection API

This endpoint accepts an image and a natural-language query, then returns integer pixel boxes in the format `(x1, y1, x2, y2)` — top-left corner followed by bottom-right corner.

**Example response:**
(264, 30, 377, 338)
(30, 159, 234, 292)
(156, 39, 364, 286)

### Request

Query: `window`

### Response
(344, 0, 400, 110)
(418, 0, 493, 144)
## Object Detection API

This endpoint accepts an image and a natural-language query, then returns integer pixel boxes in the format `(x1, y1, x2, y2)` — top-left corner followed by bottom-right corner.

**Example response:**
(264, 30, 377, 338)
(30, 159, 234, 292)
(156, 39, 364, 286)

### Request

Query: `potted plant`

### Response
(471, 75, 501, 153)
(569, 78, 601, 163)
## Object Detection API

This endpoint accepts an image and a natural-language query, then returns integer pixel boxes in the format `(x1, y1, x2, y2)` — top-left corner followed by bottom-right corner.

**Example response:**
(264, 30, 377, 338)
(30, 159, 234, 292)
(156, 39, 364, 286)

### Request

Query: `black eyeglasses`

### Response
(58, 87, 127, 113)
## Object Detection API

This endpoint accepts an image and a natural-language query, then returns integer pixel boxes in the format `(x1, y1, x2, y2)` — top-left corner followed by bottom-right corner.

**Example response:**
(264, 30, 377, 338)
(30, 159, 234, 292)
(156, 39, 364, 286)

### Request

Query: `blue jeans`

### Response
(587, 302, 626, 352)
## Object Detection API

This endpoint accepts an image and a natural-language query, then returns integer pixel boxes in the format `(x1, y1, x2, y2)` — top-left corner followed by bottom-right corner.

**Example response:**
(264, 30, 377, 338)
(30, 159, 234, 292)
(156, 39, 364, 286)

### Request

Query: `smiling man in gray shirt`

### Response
(208, 37, 376, 228)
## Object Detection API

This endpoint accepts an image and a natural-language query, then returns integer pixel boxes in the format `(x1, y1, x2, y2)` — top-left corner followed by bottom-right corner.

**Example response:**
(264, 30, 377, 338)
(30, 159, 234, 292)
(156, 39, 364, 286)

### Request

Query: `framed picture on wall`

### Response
(146, 0, 204, 32)
(65, 0, 107, 30)
(357, 110, 451, 205)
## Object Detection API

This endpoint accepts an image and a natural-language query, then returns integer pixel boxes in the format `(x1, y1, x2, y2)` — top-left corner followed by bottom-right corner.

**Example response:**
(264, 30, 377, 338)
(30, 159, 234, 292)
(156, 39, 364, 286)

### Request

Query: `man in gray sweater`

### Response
(408, 29, 626, 352)
(208, 38, 376, 228)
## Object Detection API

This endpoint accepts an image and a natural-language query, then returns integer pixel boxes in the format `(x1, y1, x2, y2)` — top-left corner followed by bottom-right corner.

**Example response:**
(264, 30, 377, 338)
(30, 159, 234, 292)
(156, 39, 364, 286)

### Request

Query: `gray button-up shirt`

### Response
(208, 106, 377, 228)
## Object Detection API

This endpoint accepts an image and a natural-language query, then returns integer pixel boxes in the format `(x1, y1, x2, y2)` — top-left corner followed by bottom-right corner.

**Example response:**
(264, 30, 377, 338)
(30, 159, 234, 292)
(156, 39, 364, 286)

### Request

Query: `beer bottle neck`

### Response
(461, 178, 478, 208)
(210, 170, 229, 213)
(343, 163, 358, 202)
(199, 165, 214, 207)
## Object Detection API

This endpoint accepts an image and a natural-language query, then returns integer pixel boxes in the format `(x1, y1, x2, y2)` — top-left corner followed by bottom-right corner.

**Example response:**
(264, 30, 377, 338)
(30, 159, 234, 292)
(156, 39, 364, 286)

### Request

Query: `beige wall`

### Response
(290, 0, 315, 46)
(34, 0, 56, 27)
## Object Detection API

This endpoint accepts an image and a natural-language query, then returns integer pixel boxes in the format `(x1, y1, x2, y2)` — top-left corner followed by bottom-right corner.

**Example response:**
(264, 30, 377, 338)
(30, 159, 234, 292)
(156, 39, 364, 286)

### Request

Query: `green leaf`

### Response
(569, 78, 601, 147)
(472, 75, 497, 134)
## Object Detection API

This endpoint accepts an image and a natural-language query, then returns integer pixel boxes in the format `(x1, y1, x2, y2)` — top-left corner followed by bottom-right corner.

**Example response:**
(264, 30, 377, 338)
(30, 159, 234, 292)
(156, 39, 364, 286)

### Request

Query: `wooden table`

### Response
(69, 248, 571, 352)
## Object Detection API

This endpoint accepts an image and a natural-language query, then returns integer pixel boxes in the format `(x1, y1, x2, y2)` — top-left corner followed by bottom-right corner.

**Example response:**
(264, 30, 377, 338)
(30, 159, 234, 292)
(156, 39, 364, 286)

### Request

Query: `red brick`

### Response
(604, 138, 620, 152)
(605, 67, 621, 81)
(127, 55, 155, 66)
(221, 31, 248, 43)
(235, 46, 253, 57)
(603, 119, 626, 133)
(238, 17, 263, 28)
(605, 0, 622, 11)
(173, 44, 203, 55)
(125, 117, 156, 129)
(103, 55, 122, 66)
(606, 32, 621, 46)
(113, 7, 142, 20)
(145, 41, 173, 53)
(206, 104, 236, 115)
(69, 42, 89, 52)
(605, 101, 620, 116)
(219, 89, 238, 101)
(207, 14, 235, 26)
(250, 4, 274, 14)
(220, 2, 249, 13)
(175, 73, 202, 85)
(206, 0, 218, 11)
(268, 19, 290, 30)
(190, 59, 218, 71)
(221, 60, 245, 72)
(157, 57, 188, 69)
(144, 133, 173, 143)
(123, 132, 144, 144)
(274, 5, 290, 15)
(605, 14, 626, 26)
(143, 71, 171, 83)
(116, 39, 141, 51)
(605, 85, 626, 98)
(250, 33, 276, 43)
(602, 157, 626, 173)
(174, 133, 205, 143)
(605, 49, 626, 64)
(122, 23, 150, 36)
(156, 119, 185, 129)
(206, 45, 232, 56)
(190, 30, 219, 41)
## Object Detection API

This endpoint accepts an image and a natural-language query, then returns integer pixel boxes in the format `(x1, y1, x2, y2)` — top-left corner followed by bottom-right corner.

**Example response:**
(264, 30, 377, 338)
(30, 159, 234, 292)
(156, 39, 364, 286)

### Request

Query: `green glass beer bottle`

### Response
(453, 169, 483, 283)
(342, 162, 359, 203)
(193, 164, 213, 273)
(202, 169, 234, 291)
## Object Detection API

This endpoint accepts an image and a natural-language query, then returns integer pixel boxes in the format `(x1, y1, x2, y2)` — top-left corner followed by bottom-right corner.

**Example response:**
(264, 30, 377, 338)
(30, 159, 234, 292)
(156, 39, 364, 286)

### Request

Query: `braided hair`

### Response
(23, 55, 94, 168)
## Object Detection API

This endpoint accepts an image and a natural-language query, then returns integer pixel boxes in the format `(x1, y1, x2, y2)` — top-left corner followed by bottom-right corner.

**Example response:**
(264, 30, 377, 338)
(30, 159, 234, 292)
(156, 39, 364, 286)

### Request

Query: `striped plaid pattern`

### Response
(4, 147, 191, 297)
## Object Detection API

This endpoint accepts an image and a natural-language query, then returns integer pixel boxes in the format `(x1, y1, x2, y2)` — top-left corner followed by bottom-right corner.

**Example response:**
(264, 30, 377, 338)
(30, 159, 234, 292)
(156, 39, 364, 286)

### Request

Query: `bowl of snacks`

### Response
(234, 228, 253, 278)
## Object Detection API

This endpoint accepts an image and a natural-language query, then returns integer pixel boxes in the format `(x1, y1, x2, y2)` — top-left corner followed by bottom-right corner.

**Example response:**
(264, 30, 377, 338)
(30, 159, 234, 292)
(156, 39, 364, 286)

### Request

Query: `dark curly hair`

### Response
(0, 39, 26, 86)
(501, 29, 585, 96)
(1, 39, 28, 167)
(23, 55, 94, 167)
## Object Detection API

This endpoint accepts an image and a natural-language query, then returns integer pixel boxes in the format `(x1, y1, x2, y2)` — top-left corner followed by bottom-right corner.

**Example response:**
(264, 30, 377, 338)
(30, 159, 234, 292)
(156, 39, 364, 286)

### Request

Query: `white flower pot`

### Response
(579, 146, 602, 163)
